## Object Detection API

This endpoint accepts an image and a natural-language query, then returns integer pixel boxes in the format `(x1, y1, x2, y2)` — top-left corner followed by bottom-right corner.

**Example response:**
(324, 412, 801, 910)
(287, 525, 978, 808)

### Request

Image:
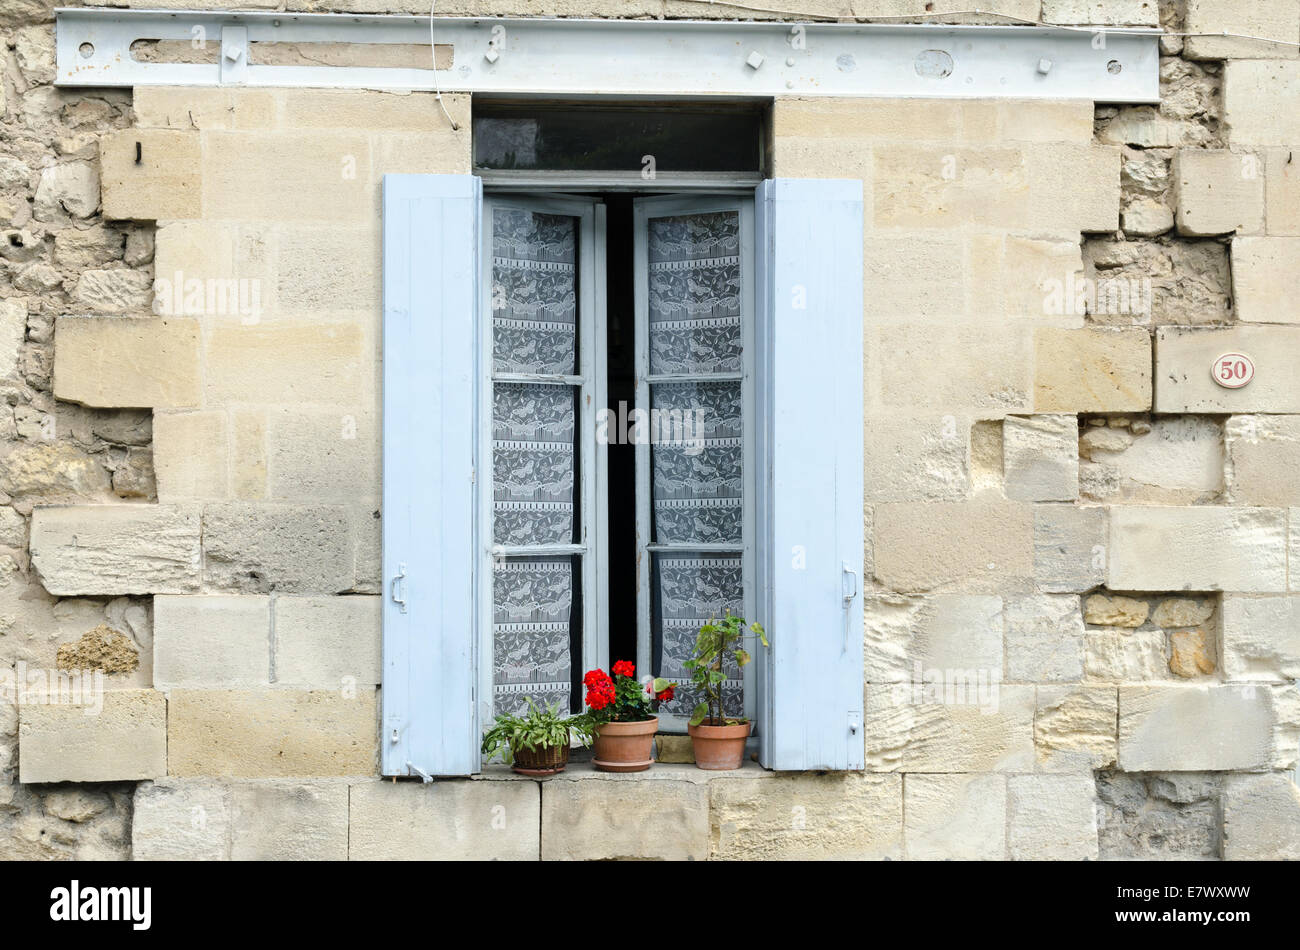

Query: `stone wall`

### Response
(2, 0, 1299, 860)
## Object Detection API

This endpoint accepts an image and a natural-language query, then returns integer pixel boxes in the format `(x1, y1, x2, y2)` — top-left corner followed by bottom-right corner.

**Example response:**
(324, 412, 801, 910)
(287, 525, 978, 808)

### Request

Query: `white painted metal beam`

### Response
(55, 8, 1160, 103)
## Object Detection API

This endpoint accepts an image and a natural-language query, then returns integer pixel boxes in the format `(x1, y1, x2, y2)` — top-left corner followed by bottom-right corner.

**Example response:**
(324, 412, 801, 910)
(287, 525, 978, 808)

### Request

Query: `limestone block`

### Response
(153, 595, 271, 688)
(1222, 595, 1300, 680)
(33, 161, 99, 220)
(864, 683, 1034, 772)
(1293, 508, 1300, 592)
(1232, 238, 1300, 322)
(1156, 326, 1300, 413)
(132, 779, 230, 860)
(0, 299, 27, 379)
(204, 323, 366, 407)
(1084, 594, 1148, 627)
(1174, 149, 1264, 236)
(1008, 774, 1099, 860)
(710, 773, 902, 860)
(167, 689, 377, 777)
(873, 144, 1029, 229)
(1118, 685, 1277, 771)
(1264, 149, 1300, 235)
(904, 773, 1006, 860)
(1033, 504, 1107, 593)
(19, 689, 166, 783)
(154, 411, 230, 502)
(863, 233, 964, 321)
(1079, 416, 1223, 505)
(1222, 772, 1300, 860)
(872, 500, 1033, 593)
(69, 269, 153, 314)
(133, 87, 278, 130)
(541, 775, 708, 861)
(30, 505, 202, 595)
(864, 594, 1002, 683)
(230, 781, 349, 860)
(100, 130, 202, 221)
(1005, 593, 1085, 682)
(349, 779, 540, 860)
(1041, 0, 1159, 25)
(266, 407, 380, 504)
(1223, 61, 1300, 148)
(1034, 328, 1150, 412)
(876, 326, 1032, 413)
(1109, 505, 1286, 593)
(0, 442, 113, 503)
(1003, 414, 1078, 502)
(1083, 629, 1169, 681)
(274, 595, 381, 688)
(54, 317, 200, 409)
(1184, 0, 1300, 60)
(1035, 684, 1118, 771)
(1226, 415, 1300, 507)
(202, 502, 355, 594)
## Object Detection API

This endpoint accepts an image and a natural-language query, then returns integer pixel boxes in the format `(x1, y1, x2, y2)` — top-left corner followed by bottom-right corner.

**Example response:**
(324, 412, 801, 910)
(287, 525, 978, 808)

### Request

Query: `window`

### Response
(381, 174, 866, 777)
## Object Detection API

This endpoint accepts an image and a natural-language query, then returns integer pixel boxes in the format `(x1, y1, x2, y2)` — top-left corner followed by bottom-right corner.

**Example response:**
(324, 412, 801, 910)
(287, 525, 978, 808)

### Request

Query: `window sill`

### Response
(472, 759, 774, 783)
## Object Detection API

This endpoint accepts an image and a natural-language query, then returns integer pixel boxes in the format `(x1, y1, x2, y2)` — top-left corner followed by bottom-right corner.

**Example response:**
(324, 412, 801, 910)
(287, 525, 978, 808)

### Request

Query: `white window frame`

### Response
(632, 194, 757, 731)
(476, 193, 609, 727)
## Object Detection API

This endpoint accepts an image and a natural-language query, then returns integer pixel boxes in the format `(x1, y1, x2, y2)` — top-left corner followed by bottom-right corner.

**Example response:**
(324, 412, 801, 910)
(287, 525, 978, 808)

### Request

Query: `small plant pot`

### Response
(592, 718, 658, 772)
(688, 719, 752, 770)
(510, 741, 570, 776)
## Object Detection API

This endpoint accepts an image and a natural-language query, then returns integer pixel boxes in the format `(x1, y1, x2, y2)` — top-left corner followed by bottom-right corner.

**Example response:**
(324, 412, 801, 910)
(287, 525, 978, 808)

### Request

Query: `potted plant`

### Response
(481, 697, 594, 776)
(576, 661, 675, 773)
(685, 613, 769, 770)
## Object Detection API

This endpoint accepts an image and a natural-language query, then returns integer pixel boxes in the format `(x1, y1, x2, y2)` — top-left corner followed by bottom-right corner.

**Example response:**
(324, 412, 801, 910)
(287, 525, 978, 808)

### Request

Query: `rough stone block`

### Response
(710, 773, 902, 860)
(167, 689, 377, 777)
(864, 683, 1034, 772)
(154, 411, 230, 502)
(1174, 149, 1265, 236)
(1156, 326, 1300, 413)
(1035, 684, 1118, 771)
(1033, 504, 1107, 593)
(863, 594, 1002, 683)
(153, 595, 271, 688)
(1084, 629, 1169, 681)
(19, 689, 166, 783)
(54, 317, 200, 409)
(1222, 773, 1300, 860)
(274, 595, 381, 687)
(230, 781, 349, 860)
(1184, 0, 1300, 60)
(541, 774, 708, 861)
(132, 779, 230, 860)
(33, 160, 99, 220)
(1080, 417, 1223, 505)
(904, 773, 1006, 860)
(1033, 327, 1151, 413)
(1226, 415, 1300, 508)
(1109, 505, 1287, 593)
(872, 500, 1033, 593)
(1008, 774, 1099, 860)
(202, 503, 355, 594)
(30, 505, 202, 595)
(1003, 414, 1078, 502)
(1041, 0, 1159, 26)
(101, 129, 202, 221)
(1097, 770, 1221, 859)
(1118, 685, 1277, 771)
(1232, 238, 1300, 322)
(1005, 593, 1085, 682)
(349, 779, 540, 860)
(1222, 595, 1300, 680)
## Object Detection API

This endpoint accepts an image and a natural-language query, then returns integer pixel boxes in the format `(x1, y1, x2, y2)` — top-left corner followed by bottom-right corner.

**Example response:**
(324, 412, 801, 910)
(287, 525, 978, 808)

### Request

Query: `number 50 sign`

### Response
(1212, 352, 1255, 389)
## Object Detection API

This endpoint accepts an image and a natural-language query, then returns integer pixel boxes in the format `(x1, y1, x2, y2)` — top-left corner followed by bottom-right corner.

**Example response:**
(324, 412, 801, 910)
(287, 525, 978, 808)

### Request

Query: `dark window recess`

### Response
(473, 107, 762, 172)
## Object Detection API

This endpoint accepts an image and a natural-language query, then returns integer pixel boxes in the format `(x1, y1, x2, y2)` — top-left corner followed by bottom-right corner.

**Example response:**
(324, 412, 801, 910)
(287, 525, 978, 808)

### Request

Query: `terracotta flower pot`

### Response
(592, 717, 658, 772)
(688, 719, 752, 770)
(511, 741, 569, 777)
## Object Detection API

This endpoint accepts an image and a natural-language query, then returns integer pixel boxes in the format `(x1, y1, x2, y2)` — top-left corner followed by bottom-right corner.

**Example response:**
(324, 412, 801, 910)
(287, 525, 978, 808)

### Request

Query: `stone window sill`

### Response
(471, 759, 773, 783)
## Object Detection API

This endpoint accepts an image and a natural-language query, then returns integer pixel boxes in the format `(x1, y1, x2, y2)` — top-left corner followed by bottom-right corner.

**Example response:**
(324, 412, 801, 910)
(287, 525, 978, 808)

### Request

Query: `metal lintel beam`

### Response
(55, 8, 1160, 103)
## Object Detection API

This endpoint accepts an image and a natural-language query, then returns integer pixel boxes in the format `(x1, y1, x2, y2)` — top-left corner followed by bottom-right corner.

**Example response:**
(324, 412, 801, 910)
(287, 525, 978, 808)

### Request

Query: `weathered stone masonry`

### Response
(2, 0, 1300, 860)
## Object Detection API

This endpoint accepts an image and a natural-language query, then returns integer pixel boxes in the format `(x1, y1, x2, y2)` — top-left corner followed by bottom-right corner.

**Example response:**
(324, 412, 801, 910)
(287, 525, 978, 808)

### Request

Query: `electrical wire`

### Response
(429, 0, 460, 131)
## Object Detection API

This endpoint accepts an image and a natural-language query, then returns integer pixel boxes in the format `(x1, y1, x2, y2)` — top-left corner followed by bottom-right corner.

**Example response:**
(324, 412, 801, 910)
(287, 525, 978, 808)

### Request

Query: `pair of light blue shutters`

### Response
(381, 174, 864, 776)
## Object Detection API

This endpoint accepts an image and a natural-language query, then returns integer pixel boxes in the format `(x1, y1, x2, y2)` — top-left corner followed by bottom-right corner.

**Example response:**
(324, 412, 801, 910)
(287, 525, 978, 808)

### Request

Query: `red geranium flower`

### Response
(655, 685, 675, 702)
(611, 660, 635, 678)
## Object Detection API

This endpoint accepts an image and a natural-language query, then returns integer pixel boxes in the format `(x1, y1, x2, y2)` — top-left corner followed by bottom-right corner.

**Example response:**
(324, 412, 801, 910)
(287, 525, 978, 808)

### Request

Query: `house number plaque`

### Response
(1212, 352, 1255, 389)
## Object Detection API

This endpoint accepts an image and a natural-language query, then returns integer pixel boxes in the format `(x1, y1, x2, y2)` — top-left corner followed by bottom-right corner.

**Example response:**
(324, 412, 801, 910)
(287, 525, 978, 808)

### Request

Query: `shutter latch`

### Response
(391, 562, 408, 614)
(841, 561, 858, 605)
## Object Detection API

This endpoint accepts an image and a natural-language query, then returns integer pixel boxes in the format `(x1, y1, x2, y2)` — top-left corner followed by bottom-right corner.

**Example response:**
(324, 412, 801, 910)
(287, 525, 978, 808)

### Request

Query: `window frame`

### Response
(631, 194, 757, 731)
(476, 193, 609, 725)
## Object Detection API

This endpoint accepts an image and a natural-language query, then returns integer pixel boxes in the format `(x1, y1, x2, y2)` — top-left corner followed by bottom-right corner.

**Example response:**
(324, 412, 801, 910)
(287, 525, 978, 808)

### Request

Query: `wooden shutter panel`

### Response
(754, 179, 865, 771)
(381, 174, 482, 777)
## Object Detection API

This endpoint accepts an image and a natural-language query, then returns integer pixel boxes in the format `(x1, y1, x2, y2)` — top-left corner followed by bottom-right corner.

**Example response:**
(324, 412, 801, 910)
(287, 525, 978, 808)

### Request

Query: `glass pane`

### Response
(492, 383, 576, 546)
(651, 380, 742, 544)
(474, 109, 762, 172)
(652, 553, 743, 720)
(648, 210, 742, 375)
(492, 209, 577, 375)
(493, 555, 581, 716)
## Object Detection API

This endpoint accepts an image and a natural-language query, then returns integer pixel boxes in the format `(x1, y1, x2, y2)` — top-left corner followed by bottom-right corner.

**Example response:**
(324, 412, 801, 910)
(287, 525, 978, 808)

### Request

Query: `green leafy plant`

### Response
(685, 612, 769, 727)
(480, 697, 594, 766)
